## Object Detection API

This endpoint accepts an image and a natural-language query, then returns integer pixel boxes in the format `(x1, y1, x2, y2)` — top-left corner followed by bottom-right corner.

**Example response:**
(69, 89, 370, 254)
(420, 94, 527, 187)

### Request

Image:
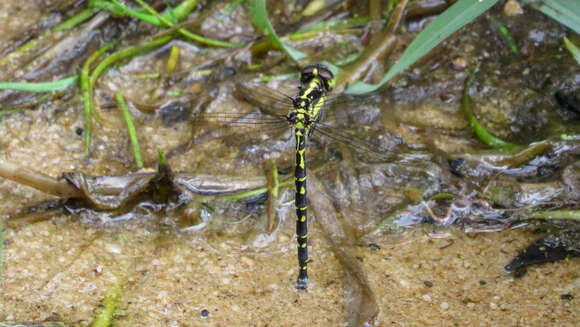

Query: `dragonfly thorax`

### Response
(286, 110, 314, 130)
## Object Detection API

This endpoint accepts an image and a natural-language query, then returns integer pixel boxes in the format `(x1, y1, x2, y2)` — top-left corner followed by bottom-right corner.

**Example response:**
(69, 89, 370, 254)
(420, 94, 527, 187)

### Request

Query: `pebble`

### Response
(240, 256, 255, 268)
(105, 243, 121, 254)
(200, 309, 210, 318)
(451, 57, 468, 71)
(422, 294, 432, 302)
(440, 302, 449, 310)
(504, 0, 524, 16)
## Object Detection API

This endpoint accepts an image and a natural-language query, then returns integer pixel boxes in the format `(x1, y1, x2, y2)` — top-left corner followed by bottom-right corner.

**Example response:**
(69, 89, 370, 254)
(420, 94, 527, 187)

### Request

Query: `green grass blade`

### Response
(90, 35, 173, 92)
(249, 0, 307, 61)
(91, 278, 124, 327)
(526, 209, 580, 221)
(131, 0, 237, 47)
(0, 108, 29, 116)
(529, 0, 580, 35)
(53, 8, 97, 32)
(345, 0, 499, 95)
(90, 0, 199, 26)
(564, 36, 580, 65)
(463, 66, 522, 151)
(115, 93, 144, 168)
(489, 16, 519, 55)
(82, 41, 119, 156)
(0, 75, 79, 93)
(220, 0, 246, 21)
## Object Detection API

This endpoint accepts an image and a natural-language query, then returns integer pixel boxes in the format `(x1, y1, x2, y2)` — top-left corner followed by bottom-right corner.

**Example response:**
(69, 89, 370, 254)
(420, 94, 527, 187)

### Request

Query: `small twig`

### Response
(0, 160, 80, 198)
(265, 159, 279, 233)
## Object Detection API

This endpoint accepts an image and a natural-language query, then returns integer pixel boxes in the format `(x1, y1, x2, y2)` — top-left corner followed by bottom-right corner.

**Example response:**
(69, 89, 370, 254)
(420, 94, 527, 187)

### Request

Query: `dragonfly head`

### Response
(300, 64, 334, 92)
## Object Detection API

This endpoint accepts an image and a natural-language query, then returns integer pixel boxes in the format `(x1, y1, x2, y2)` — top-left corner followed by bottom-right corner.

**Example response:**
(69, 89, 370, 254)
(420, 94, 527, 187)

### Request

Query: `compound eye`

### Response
(318, 67, 334, 82)
(301, 65, 315, 76)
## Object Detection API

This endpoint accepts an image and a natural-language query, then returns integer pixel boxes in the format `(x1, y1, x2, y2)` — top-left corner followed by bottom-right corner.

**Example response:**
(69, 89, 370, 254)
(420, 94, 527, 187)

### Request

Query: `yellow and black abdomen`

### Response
(291, 64, 334, 289)
(294, 128, 309, 289)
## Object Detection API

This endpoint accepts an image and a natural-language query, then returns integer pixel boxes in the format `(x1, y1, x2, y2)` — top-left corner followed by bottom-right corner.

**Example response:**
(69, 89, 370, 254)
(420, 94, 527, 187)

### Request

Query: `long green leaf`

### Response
(564, 37, 580, 65)
(345, 0, 499, 95)
(249, 0, 307, 61)
(529, 0, 580, 35)
(0, 75, 79, 93)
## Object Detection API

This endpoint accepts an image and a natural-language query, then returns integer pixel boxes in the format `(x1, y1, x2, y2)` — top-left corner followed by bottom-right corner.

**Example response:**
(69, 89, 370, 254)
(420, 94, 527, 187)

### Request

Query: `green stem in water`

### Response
(0, 108, 28, 116)
(54, 8, 98, 32)
(462, 66, 523, 151)
(115, 93, 144, 168)
(82, 41, 119, 155)
(91, 278, 124, 327)
(0, 75, 78, 93)
(190, 178, 293, 208)
(86, 35, 172, 152)
(488, 17, 519, 55)
(525, 210, 580, 221)
(131, 0, 238, 47)
(166, 44, 180, 74)
(90, 0, 199, 25)
(0, 8, 97, 67)
(90, 35, 173, 92)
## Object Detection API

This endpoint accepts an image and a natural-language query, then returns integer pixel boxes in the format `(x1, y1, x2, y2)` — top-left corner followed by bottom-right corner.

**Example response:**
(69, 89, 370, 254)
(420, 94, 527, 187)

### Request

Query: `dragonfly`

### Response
(192, 64, 400, 289)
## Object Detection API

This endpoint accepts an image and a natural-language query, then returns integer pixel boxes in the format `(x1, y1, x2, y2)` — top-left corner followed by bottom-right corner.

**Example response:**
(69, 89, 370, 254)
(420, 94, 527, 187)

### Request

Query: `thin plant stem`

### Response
(115, 93, 144, 168)
(131, 0, 238, 47)
(82, 41, 119, 155)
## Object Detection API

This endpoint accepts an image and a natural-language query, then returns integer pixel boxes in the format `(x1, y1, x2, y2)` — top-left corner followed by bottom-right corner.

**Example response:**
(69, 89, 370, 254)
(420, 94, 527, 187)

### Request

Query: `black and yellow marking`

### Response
(194, 63, 393, 289)
(287, 64, 334, 289)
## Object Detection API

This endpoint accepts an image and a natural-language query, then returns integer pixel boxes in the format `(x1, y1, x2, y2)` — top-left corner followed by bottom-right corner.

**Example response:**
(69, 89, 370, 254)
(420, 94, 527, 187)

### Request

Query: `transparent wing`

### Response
(233, 83, 295, 115)
(191, 110, 290, 139)
(233, 81, 379, 114)
(313, 122, 401, 162)
(230, 81, 396, 162)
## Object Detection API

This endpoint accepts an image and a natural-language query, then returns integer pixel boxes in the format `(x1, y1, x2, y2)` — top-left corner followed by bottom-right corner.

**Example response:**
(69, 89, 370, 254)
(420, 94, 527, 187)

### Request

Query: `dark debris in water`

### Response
(555, 91, 580, 116)
(159, 101, 190, 127)
(505, 228, 580, 277)
(560, 293, 574, 301)
(200, 308, 210, 318)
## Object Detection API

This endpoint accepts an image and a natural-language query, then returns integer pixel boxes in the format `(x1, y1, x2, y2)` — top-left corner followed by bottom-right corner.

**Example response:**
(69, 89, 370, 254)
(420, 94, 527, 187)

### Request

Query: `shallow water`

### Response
(0, 1, 579, 326)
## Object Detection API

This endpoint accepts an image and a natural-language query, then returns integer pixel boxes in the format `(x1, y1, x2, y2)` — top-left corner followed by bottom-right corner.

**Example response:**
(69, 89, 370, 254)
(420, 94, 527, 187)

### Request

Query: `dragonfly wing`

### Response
(313, 122, 403, 162)
(191, 109, 290, 146)
(234, 82, 295, 115)
(324, 92, 381, 110)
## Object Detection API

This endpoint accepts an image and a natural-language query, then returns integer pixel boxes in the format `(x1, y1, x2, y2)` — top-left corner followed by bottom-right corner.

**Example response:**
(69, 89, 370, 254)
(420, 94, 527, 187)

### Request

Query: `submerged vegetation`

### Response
(0, 0, 579, 325)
